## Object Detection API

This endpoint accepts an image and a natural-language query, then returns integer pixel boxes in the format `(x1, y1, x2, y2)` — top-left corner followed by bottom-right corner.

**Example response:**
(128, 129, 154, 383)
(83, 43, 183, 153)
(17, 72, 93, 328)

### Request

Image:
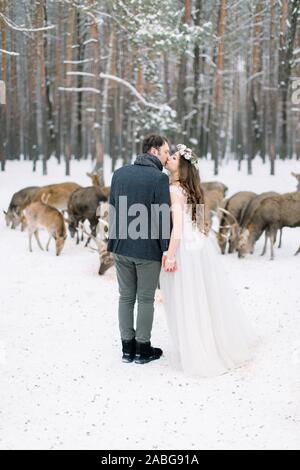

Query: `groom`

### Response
(107, 134, 172, 364)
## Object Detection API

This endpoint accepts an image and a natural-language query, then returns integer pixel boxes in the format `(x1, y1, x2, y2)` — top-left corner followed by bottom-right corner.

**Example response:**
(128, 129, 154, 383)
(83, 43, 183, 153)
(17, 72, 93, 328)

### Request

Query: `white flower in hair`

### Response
(177, 144, 187, 156)
(176, 144, 199, 168)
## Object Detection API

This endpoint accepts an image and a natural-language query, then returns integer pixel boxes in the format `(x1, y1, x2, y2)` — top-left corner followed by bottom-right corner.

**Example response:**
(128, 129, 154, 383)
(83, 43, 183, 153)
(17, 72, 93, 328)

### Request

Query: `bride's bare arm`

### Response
(164, 189, 184, 271)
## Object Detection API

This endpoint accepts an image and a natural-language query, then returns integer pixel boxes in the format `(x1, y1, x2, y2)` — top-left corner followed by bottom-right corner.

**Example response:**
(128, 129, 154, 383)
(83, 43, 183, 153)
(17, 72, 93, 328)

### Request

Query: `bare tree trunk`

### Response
(191, 0, 202, 146)
(246, 0, 263, 173)
(74, 9, 85, 160)
(0, 1, 7, 171)
(176, 0, 192, 142)
(36, 0, 48, 174)
(54, 1, 64, 164)
(268, 0, 277, 175)
(63, 4, 76, 175)
(101, 29, 114, 161)
(163, 51, 170, 103)
(278, 0, 299, 159)
(9, 10, 20, 161)
(89, 4, 103, 172)
(211, 0, 227, 175)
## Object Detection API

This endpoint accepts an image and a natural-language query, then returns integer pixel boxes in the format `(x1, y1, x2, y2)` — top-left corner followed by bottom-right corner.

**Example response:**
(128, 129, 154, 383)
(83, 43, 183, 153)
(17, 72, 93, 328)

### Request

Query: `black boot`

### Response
(121, 338, 136, 363)
(134, 341, 163, 364)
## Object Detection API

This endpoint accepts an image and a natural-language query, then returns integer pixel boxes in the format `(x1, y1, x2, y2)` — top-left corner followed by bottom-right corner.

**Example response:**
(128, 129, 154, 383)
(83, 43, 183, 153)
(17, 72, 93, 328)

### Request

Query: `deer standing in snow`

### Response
(32, 182, 81, 211)
(3, 186, 40, 229)
(67, 170, 110, 245)
(23, 200, 67, 256)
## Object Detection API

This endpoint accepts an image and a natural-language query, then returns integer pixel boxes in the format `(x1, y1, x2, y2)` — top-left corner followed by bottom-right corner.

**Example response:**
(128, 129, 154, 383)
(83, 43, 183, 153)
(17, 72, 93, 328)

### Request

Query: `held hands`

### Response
(162, 252, 177, 272)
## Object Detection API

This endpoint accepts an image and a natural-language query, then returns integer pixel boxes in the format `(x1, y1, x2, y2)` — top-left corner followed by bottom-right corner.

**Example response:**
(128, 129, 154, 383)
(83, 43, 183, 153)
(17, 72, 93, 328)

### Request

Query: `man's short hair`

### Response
(142, 134, 169, 154)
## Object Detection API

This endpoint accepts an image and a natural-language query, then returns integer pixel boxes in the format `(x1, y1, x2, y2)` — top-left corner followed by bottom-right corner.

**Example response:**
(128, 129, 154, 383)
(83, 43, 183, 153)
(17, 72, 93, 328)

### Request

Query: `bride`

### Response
(159, 144, 256, 377)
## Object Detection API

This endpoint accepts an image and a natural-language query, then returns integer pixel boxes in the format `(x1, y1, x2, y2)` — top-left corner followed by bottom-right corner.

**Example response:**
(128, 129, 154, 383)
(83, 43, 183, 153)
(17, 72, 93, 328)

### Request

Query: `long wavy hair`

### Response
(177, 154, 206, 232)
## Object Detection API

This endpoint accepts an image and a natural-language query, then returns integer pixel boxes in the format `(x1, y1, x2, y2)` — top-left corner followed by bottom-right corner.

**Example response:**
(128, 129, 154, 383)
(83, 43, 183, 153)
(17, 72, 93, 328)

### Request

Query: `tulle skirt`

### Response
(159, 228, 256, 378)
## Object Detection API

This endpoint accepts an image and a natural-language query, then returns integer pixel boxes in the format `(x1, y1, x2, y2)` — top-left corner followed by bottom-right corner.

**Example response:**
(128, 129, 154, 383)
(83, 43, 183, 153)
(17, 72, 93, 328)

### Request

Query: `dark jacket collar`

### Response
(133, 153, 163, 172)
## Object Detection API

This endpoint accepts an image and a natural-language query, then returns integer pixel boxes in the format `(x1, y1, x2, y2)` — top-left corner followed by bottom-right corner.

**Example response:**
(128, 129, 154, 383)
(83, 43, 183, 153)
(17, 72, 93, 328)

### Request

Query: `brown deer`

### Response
(23, 201, 67, 256)
(67, 173, 109, 245)
(32, 182, 81, 212)
(86, 170, 111, 198)
(98, 243, 115, 275)
(237, 192, 280, 257)
(237, 192, 300, 260)
(291, 172, 300, 191)
(202, 181, 228, 197)
(4, 186, 40, 229)
(79, 222, 114, 275)
(204, 189, 226, 226)
(216, 191, 257, 254)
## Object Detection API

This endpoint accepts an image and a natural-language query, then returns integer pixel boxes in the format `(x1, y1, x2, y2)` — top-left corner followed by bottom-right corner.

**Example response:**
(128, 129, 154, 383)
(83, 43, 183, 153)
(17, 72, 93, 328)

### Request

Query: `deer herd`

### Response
(3, 170, 300, 275)
(214, 171, 300, 260)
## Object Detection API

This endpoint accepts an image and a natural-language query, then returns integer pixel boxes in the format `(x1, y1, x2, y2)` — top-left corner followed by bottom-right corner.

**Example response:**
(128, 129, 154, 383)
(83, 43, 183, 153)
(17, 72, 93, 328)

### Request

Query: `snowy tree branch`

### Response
(64, 58, 94, 65)
(0, 48, 19, 57)
(99, 73, 161, 110)
(58, 87, 100, 94)
(0, 12, 56, 32)
(66, 71, 96, 78)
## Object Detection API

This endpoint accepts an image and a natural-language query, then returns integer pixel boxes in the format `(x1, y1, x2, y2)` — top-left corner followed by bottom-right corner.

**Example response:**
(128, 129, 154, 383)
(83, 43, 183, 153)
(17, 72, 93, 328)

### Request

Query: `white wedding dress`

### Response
(160, 185, 256, 377)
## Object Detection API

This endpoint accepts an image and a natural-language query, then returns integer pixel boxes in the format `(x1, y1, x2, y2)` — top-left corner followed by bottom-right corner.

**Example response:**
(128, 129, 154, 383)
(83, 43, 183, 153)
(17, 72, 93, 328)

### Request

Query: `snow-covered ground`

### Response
(0, 156, 300, 450)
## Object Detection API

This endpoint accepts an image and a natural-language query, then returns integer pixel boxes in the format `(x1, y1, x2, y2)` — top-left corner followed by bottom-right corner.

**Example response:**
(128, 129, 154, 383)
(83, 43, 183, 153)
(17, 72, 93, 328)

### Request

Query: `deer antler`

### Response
(217, 207, 239, 226)
(210, 208, 235, 229)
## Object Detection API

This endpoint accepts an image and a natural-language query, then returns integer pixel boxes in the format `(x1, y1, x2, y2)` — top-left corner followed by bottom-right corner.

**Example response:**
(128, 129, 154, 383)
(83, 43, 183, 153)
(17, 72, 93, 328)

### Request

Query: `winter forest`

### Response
(0, 0, 299, 176)
(1, 0, 300, 452)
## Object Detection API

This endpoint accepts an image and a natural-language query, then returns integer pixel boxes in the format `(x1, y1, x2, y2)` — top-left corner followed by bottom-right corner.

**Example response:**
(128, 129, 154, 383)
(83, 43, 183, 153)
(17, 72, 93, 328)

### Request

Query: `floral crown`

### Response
(177, 144, 199, 170)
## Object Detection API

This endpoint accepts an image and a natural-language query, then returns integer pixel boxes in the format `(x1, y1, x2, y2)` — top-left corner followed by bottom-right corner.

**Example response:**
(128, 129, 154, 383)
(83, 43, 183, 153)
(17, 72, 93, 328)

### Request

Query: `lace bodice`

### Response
(169, 184, 187, 200)
(169, 184, 185, 193)
(169, 184, 207, 239)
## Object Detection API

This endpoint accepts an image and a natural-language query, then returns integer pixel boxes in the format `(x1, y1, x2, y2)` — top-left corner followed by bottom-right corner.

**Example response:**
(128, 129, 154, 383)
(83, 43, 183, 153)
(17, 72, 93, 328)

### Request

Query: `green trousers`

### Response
(113, 253, 162, 343)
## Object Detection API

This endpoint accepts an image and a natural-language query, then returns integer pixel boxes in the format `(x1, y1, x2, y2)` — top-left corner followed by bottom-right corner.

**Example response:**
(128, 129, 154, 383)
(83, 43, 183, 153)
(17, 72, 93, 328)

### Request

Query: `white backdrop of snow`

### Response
(0, 155, 300, 450)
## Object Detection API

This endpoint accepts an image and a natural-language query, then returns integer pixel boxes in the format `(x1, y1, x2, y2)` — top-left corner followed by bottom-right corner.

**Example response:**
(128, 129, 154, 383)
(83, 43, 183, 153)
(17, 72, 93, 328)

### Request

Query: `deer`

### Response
(237, 191, 281, 257)
(237, 192, 300, 260)
(4, 186, 40, 229)
(202, 181, 228, 198)
(23, 200, 67, 256)
(32, 182, 82, 212)
(86, 169, 111, 198)
(203, 188, 226, 228)
(67, 172, 109, 246)
(291, 172, 300, 191)
(79, 221, 114, 275)
(96, 201, 110, 241)
(216, 191, 257, 254)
